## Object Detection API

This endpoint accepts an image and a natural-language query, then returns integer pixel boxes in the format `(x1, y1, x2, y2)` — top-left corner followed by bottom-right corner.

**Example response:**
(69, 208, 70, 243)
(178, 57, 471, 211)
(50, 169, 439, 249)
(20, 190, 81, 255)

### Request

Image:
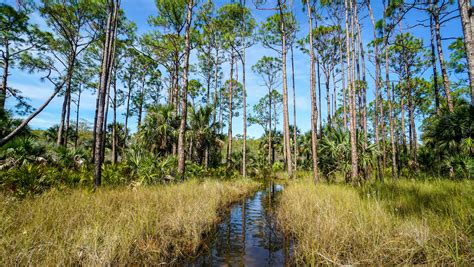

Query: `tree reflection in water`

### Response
(187, 180, 292, 266)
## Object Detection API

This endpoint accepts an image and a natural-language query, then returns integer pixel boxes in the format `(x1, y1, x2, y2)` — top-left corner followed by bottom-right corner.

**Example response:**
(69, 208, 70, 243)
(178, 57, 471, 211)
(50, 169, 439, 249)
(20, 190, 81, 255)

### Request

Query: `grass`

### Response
(277, 175, 474, 265)
(0, 178, 259, 265)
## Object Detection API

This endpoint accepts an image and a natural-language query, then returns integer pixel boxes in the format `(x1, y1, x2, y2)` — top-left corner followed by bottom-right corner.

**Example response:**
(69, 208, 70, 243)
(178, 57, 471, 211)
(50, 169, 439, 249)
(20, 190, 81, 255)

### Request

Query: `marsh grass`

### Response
(277, 175, 474, 265)
(0, 178, 259, 265)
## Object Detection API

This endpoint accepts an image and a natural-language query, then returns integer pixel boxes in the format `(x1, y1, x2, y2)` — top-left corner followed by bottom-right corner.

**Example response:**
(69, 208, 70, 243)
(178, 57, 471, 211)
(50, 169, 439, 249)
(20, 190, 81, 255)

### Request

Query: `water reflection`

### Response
(187, 181, 291, 266)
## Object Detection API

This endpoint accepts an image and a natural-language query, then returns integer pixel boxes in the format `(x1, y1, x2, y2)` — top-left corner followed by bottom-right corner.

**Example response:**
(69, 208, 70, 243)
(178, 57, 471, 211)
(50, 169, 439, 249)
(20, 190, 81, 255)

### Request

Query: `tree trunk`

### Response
(206, 44, 212, 105)
(385, 41, 398, 179)
(278, 0, 293, 178)
(268, 85, 273, 164)
(367, 0, 383, 181)
(401, 93, 407, 156)
(57, 48, 77, 147)
(112, 73, 117, 164)
(429, 8, 440, 114)
(242, 48, 247, 177)
(226, 52, 234, 168)
(306, 0, 319, 183)
(213, 48, 220, 127)
(102, 77, 111, 165)
(137, 74, 145, 130)
(123, 76, 132, 149)
(434, 8, 454, 112)
(355, 6, 368, 151)
(177, 0, 194, 179)
(325, 71, 331, 125)
(1, 41, 9, 113)
(332, 70, 336, 118)
(74, 85, 82, 148)
(93, 0, 118, 188)
(317, 58, 322, 136)
(407, 85, 417, 165)
(291, 44, 297, 174)
(458, 0, 474, 105)
(346, 0, 358, 182)
(341, 53, 347, 129)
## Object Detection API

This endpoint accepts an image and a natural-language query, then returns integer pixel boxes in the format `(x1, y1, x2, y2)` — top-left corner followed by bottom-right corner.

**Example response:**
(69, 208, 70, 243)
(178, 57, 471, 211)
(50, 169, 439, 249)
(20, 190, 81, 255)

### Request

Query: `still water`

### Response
(187, 181, 292, 266)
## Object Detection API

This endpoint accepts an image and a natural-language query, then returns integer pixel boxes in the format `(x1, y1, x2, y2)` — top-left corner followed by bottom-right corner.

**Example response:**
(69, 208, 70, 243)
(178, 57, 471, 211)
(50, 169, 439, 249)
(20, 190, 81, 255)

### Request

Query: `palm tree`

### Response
(138, 104, 179, 156)
(188, 105, 219, 168)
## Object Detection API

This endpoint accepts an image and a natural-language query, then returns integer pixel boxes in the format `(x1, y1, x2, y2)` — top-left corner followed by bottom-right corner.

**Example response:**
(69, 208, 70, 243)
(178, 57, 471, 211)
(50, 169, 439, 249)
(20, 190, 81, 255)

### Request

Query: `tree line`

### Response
(1, 0, 473, 189)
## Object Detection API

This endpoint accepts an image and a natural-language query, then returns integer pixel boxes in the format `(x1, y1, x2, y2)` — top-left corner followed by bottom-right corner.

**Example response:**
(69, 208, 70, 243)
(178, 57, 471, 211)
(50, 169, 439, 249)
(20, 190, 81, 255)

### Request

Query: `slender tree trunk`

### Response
(112, 72, 117, 164)
(291, 45, 298, 174)
(206, 45, 212, 105)
(317, 58, 322, 136)
(385, 39, 398, 179)
(213, 48, 220, 127)
(137, 74, 145, 130)
(102, 78, 111, 165)
(123, 76, 132, 149)
(226, 52, 234, 168)
(434, 8, 454, 112)
(325, 71, 331, 125)
(172, 60, 180, 113)
(429, 7, 440, 114)
(1, 41, 9, 113)
(58, 48, 77, 147)
(219, 88, 223, 134)
(177, 0, 194, 179)
(306, 0, 319, 183)
(92, 82, 100, 163)
(346, 0, 358, 182)
(332, 70, 336, 118)
(57, 89, 68, 145)
(74, 85, 82, 148)
(241, 0, 247, 177)
(407, 85, 417, 165)
(65, 83, 72, 146)
(355, 7, 368, 152)
(278, 0, 293, 178)
(273, 100, 277, 163)
(242, 49, 247, 177)
(401, 93, 407, 156)
(380, 97, 386, 167)
(93, 0, 118, 187)
(268, 85, 273, 164)
(368, 0, 383, 181)
(342, 55, 347, 128)
(458, 0, 474, 105)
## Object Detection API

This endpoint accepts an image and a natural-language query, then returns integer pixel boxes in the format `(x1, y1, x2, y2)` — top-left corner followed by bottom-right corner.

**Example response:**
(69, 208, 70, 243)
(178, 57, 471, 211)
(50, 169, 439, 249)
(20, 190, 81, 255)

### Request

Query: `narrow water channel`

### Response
(187, 181, 292, 266)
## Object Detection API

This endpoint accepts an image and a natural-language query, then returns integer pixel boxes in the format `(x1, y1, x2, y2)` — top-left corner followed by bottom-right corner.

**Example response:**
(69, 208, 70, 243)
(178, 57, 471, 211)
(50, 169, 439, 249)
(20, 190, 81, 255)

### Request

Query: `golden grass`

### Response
(277, 176, 474, 265)
(0, 178, 259, 265)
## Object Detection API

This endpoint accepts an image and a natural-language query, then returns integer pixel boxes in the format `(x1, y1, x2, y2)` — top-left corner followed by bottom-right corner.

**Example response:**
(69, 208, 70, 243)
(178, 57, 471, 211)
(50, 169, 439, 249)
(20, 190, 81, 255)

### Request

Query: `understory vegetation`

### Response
(1, 0, 474, 265)
(277, 175, 474, 265)
(0, 178, 258, 265)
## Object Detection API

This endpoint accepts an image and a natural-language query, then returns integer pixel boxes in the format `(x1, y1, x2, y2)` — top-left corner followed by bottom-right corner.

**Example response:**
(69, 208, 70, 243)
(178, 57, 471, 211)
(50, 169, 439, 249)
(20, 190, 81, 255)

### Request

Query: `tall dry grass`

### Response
(277, 176, 474, 265)
(0, 178, 258, 265)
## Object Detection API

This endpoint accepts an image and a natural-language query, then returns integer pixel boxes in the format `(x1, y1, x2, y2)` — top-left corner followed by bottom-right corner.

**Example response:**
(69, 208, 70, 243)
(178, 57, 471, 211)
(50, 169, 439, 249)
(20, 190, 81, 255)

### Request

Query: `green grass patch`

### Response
(277, 175, 474, 264)
(0, 178, 259, 265)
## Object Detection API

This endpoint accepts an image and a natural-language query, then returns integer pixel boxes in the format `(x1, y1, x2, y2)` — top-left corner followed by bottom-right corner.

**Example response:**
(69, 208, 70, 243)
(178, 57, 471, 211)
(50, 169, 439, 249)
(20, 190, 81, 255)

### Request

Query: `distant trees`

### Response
(1, 0, 473, 185)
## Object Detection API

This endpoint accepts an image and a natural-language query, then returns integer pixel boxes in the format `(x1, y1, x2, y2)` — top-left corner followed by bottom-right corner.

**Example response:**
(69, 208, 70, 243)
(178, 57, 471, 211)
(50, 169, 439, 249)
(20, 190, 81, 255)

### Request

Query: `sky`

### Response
(3, 0, 466, 139)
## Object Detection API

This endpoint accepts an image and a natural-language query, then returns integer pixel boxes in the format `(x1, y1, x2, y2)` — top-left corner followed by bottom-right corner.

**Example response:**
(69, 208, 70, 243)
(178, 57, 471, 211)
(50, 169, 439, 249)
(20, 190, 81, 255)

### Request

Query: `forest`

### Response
(1, 0, 473, 265)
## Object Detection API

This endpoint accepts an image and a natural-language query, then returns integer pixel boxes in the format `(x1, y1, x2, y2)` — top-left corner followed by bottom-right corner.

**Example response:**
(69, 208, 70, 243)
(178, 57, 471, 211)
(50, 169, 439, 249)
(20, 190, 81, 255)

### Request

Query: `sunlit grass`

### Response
(277, 174, 474, 265)
(0, 178, 259, 265)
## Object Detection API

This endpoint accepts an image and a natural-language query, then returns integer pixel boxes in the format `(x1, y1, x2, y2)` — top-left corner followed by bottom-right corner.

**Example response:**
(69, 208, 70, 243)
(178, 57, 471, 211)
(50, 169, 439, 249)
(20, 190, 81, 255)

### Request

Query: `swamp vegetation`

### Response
(1, 0, 474, 265)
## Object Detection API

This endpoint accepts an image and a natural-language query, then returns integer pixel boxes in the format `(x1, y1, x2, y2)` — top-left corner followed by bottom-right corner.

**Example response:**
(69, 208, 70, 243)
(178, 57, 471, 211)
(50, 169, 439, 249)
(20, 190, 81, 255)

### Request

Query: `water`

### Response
(186, 181, 292, 266)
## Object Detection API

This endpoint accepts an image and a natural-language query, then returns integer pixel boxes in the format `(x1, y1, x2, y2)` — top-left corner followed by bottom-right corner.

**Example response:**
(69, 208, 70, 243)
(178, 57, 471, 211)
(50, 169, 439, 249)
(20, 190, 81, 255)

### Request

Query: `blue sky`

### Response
(3, 0, 465, 138)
